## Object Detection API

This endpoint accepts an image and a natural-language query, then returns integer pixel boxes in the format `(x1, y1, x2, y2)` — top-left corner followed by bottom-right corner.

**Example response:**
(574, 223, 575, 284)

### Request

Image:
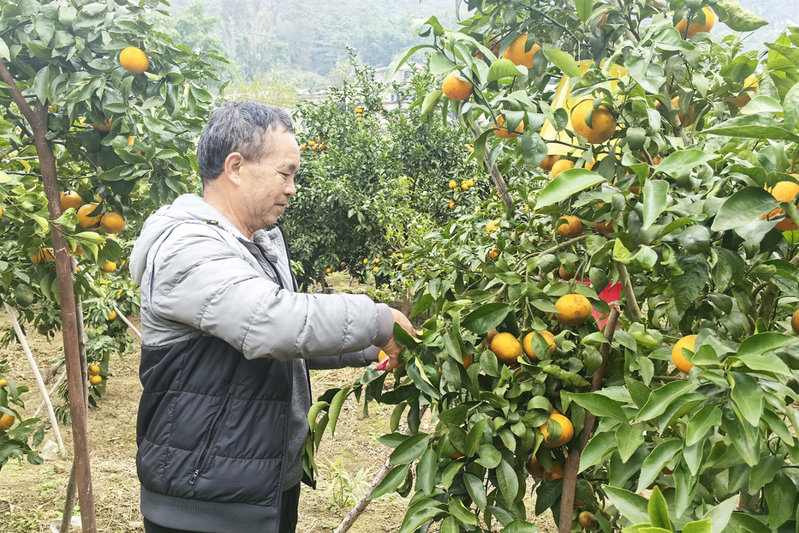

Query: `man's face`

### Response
(239, 127, 300, 230)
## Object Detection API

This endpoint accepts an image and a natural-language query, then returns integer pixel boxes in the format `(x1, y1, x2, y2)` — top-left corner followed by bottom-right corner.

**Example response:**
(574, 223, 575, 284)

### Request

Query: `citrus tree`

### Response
(0, 0, 223, 524)
(307, 1, 799, 532)
(286, 54, 483, 290)
(0, 359, 43, 471)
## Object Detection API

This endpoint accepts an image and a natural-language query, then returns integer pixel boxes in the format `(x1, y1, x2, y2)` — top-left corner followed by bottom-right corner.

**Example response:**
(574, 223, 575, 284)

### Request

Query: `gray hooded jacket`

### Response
(130, 194, 393, 532)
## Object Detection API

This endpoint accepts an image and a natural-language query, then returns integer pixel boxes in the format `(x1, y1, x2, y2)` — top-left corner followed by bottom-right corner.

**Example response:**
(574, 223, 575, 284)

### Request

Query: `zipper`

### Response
(189, 386, 235, 485)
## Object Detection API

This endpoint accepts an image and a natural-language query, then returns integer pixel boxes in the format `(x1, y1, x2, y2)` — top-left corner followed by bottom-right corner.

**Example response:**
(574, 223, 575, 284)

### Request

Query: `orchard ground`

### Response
(0, 273, 559, 533)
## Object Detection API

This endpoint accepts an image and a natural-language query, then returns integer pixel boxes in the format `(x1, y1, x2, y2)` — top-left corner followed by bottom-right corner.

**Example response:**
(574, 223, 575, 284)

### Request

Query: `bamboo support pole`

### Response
(34, 368, 66, 418)
(4, 303, 66, 456)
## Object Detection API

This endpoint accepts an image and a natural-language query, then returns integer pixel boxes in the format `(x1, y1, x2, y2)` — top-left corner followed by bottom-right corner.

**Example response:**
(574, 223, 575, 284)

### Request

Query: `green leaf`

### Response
(383, 44, 434, 84)
(703, 114, 799, 142)
(714, 1, 767, 30)
(504, 521, 539, 533)
(737, 332, 797, 359)
(653, 149, 717, 177)
(429, 52, 457, 74)
(466, 418, 488, 457)
(603, 486, 650, 525)
(783, 82, 799, 132)
(682, 519, 712, 533)
(464, 472, 488, 511)
(368, 465, 409, 499)
(0, 39, 9, 61)
(740, 96, 783, 115)
(671, 256, 709, 314)
(711, 187, 779, 231)
(421, 90, 443, 115)
(487, 58, 526, 83)
(476, 444, 501, 469)
(637, 381, 695, 421)
(449, 498, 478, 526)
(440, 516, 458, 533)
(642, 180, 670, 230)
(565, 392, 627, 422)
(616, 424, 645, 463)
(398, 498, 445, 533)
(648, 487, 672, 531)
(765, 471, 795, 529)
(635, 438, 683, 492)
(328, 387, 351, 437)
(462, 303, 511, 334)
(703, 496, 737, 533)
(729, 372, 763, 428)
(579, 431, 617, 472)
(416, 449, 436, 495)
(575, 0, 593, 21)
(390, 433, 431, 465)
(721, 405, 759, 466)
(537, 169, 606, 208)
(542, 49, 582, 78)
(685, 404, 722, 446)
(496, 456, 519, 504)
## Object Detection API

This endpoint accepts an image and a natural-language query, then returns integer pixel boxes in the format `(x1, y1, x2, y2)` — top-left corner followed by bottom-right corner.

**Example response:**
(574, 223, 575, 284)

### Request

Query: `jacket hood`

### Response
(130, 194, 279, 285)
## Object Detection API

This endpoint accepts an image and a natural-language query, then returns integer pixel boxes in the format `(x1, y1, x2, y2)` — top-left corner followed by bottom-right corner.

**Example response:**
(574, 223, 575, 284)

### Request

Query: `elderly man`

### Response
(130, 102, 412, 533)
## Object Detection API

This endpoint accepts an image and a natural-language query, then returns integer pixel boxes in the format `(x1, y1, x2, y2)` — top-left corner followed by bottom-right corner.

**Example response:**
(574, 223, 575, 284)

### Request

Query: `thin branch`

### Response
(616, 262, 643, 322)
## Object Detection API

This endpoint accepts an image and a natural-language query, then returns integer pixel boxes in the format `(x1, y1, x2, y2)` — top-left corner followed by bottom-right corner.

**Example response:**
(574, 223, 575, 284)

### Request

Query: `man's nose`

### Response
(285, 180, 296, 197)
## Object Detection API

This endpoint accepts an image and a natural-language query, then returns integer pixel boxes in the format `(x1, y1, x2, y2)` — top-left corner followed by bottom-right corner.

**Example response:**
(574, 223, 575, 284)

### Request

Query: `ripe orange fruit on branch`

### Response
(579, 511, 596, 529)
(100, 212, 126, 234)
(558, 266, 574, 280)
(523, 330, 556, 361)
(725, 76, 758, 108)
(572, 100, 616, 145)
(31, 248, 55, 263)
(102, 261, 117, 273)
(120, 46, 149, 74)
(672, 334, 697, 373)
(89, 375, 103, 386)
(78, 203, 103, 229)
(443, 72, 473, 101)
(490, 332, 522, 364)
(526, 456, 546, 478)
(763, 180, 799, 231)
(550, 160, 574, 179)
(593, 219, 613, 235)
(539, 154, 560, 172)
(793, 310, 799, 335)
(462, 354, 473, 369)
(543, 461, 565, 480)
(495, 115, 524, 139)
(554, 294, 593, 326)
(557, 215, 583, 239)
(486, 219, 500, 232)
(0, 413, 15, 431)
(675, 7, 715, 39)
(89, 365, 100, 376)
(541, 412, 574, 448)
(60, 191, 82, 212)
(502, 34, 541, 69)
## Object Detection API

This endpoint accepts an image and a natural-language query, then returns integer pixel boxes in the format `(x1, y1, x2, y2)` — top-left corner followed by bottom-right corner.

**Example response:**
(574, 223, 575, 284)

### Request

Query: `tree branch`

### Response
(616, 262, 643, 322)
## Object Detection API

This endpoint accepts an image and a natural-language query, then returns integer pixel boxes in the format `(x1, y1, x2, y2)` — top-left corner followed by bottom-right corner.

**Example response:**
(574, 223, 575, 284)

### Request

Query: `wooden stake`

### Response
(0, 61, 97, 533)
(558, 304, 621, 533)
(3, 303, 65, 456)
(335, 405, 429, 533)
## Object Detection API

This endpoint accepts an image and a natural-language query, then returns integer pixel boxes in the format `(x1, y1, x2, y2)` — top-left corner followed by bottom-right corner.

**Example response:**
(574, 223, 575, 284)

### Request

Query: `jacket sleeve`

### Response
(307, 346, 381, 369)
(148, 224, 394, 361)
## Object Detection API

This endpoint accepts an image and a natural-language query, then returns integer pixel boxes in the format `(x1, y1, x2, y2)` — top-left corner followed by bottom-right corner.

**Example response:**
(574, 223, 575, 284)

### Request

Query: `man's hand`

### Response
(377, 309, 415, 371)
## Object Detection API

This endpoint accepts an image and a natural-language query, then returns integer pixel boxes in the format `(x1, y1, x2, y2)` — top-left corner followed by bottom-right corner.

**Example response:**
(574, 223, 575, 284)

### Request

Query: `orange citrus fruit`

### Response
(572, 100, 617, 145)
(89, 375, 103, 386)
(490, 332, 523, 364)
(593, 220, 613, 235)
(501, 34, 541, 69)
(539, 154, 560, 171)
(88, 365, 100, 376)
(102, 261, 117, 273)
(541, 413, 574, 448)
(725, 76, 758, 108)
(486, 219, 500, 232)
(557, 215, 584, 239)
(443, 72, 473, 101)
(0, 379, 7, 387)
(119, 46, 149, 74)
(792, 309, 799, 335)
(764, 180, 799, 231)
(675, 7, 715, 39)
(523, 330, 556, 361)
(31, 248, 55, 263)
(544, 461, 565, 481)
(551, 159, 575, 179)
(100, 212, 126, 234)
(495, 115, 524, 138)
(526, 456, 546, 478)
(579, 511, 596, 529)
(78, 203, 103, 229)
(60, 191, 83, 212)
(0, 413, 15, 431)
(462, 354, 473, 369)
(672, 335, 697, 373)
(554, 294, 593, 326)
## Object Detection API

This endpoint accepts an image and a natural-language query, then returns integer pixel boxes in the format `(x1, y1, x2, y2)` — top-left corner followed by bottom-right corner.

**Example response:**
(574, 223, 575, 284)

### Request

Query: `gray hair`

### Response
(197, 102, 294, 183)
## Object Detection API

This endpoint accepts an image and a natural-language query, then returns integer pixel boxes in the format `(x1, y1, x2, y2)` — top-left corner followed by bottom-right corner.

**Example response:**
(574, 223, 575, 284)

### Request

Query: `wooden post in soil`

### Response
(3, 303, 66, 456)
(0, 62, 97, 533)
(558, 304, 621, 533)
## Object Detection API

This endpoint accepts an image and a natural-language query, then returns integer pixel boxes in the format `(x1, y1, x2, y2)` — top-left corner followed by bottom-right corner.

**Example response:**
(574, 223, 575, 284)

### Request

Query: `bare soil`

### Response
(0, 278, 558, 533)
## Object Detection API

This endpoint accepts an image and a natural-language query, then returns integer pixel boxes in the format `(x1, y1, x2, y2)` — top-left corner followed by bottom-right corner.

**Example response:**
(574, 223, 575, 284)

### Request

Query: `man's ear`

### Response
(223, 152, 245, 186)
